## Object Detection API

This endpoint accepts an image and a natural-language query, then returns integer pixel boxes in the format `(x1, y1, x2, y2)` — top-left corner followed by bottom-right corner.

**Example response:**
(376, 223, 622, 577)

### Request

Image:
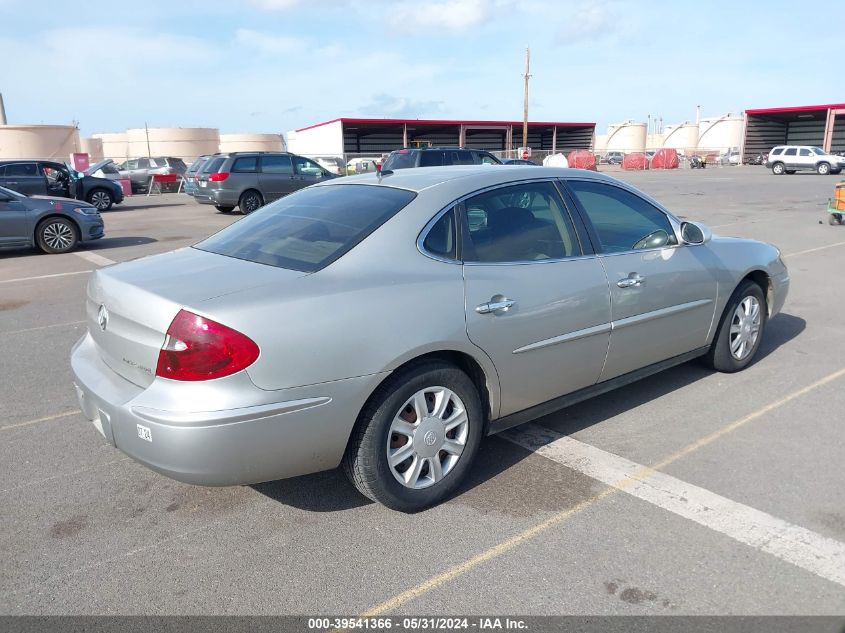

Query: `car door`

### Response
(797, 147, 813, 171)
(2, 162, 46, 196)
(291, 155, 328, 192)
(564, 178, 718, 381)
(258, 154, 295, 201)
(781, 147, 798, 171)
(460, 180, 612, 417)
(0, 188, 32, 246)
(41, 163, 72, 197)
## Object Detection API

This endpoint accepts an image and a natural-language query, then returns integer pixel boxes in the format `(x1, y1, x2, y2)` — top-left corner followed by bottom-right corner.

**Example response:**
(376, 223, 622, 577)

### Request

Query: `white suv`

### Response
(765, 145, 845, 175)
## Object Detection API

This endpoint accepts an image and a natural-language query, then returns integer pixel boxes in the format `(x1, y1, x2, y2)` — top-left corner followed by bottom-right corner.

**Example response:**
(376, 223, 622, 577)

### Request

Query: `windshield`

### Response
(195, 184, 416, 272)
(811, 147, 827, 155)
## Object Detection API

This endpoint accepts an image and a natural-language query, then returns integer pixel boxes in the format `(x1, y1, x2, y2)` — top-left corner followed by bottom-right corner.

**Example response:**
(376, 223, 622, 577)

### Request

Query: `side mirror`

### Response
(680, 221, 711, 245)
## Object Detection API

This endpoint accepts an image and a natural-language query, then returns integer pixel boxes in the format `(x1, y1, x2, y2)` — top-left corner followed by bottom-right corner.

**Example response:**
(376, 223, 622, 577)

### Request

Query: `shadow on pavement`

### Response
(251, 312, 805, 514)
(82, 236, 157, 250)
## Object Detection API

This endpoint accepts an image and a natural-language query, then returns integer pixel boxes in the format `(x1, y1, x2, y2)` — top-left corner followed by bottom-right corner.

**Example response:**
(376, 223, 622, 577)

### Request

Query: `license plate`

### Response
(199, 181, 207, 187)
(137, 424, 152, 442)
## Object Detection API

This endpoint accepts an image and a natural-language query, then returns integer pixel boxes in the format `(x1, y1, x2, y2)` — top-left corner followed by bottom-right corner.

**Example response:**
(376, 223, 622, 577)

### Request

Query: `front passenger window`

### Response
(567, 180, 678, 253)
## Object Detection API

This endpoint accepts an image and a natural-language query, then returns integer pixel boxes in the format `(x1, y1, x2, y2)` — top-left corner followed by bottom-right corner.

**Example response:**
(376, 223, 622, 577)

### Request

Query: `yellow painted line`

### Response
(0, 409, 81, 432)
(784, 240, 845, 258)
(360, 366, 845, 616)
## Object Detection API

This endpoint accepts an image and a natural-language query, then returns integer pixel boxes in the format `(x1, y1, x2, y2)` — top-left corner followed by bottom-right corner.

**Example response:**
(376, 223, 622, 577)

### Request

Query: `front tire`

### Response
(817, 162, 831, 175)
(343, 362, 483, 512)
(704, 280, 767, 373)
(771, 162, 784, 175)
(36, 217, 79, 254)
(238, 190, 263, 215)
(87, 188, 113, 211)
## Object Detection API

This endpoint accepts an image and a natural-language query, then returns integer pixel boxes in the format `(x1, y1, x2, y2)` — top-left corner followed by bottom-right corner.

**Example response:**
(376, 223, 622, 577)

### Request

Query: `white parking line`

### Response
(0, 409, 80, 432)
(0, 270, 90, 284)
(74, 251, 116, 266)
(504, 423, 845, 588)
(0, 320, 86, 336)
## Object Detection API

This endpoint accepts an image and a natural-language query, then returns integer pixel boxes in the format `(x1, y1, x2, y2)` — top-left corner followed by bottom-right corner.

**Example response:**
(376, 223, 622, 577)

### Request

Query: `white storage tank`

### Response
(646, 134, 665, 150)
(80, 137, 104, 161)
(0, 124, 80, 160)
(662, 123, 699, 151)
(125, 127, 220, 162)
(593, 134, 608, 153)
(697, 115, 743, 152)
(606, 121, 646, 153)
(92, 132, 129, 162)
(219, 133, 285, 153)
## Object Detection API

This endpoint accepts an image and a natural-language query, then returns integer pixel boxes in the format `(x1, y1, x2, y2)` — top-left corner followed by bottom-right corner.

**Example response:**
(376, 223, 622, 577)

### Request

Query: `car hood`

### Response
(29, 195, 90, 208)
(84, 159, 115, 175)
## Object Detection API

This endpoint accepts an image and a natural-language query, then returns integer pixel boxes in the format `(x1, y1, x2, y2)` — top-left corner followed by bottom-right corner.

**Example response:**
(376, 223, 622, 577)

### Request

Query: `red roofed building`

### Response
(743, 103, 845, 157)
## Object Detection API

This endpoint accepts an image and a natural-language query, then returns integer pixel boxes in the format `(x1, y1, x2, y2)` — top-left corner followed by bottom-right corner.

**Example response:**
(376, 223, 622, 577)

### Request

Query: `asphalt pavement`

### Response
(1, 167, 844, 616)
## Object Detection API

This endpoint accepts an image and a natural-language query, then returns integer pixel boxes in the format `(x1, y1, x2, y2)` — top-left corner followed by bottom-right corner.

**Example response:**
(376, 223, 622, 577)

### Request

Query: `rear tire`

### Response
(87, 188, 113, 211)
(817, 162, 831, 175)
(771, 162, 785, 175)
(215, 205, 235, 213)
(238, 190, 263, 215)
(343, 361, 483, 512)
(704, 280, 767, 373)
(830, 213, 843, 225)
(36, 217, 79, 254)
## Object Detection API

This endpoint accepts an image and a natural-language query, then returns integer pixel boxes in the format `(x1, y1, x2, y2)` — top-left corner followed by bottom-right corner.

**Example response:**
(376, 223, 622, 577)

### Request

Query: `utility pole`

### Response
(0, 92, 7, 125)
(522, 47, 530, 150)
(145, 121, 152, 158)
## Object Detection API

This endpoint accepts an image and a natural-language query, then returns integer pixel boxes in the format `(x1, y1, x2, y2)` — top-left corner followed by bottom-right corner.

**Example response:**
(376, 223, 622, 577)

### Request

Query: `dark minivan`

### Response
(0, 160, 124, 210)
(381, 147, 502, 170)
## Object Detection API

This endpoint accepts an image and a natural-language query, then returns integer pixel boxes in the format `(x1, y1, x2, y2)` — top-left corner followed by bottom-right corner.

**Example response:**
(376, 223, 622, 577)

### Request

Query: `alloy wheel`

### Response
(386, 386, 469, 490)
(42, 222, 75, 251)
(729, 296, 761, 361)
(90, 191, 110, 209)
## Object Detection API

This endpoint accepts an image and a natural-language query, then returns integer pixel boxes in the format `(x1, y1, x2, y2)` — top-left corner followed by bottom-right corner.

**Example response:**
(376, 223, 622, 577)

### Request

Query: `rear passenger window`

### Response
(422, 209, 457, 260)
(6, 163, 37, 176)
(232, 156, 258, 172)
(419, 152, 443, 167)
(450, 151, 474, 165)
(261, 155, 293, 175)
(461, 182, 581, 263)
(567, 180, 678, 253)
(799, 148, 811, 157)
(783, 148, 797, 156)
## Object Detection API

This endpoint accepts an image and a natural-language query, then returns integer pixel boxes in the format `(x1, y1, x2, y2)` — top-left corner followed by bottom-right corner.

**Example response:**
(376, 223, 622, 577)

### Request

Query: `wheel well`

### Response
(34, 214, 80, 240)
(240, 188, 263, 202)
(363, 351, 493, 428)
(742, 270, 773, 315)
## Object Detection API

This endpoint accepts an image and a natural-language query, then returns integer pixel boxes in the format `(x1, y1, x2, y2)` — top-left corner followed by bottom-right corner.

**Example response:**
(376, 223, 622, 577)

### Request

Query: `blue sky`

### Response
(0, 0, 838, 140)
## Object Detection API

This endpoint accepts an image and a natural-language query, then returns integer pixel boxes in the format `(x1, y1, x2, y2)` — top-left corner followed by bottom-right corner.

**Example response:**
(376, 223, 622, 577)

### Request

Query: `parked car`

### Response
(118, 156, 188, 192)
(601, 151, 624, 165)
(183, 155, 210, 197)
(346, 157, 381, 174)
(0, 185, 104, 253)
(0, 160, 124, 210)
(71, 166, 789, 511)
(503, 159, 538, 166)
(718, 150, 741, 166)
(193, 151, 337, 214)
(744, 152, 767, 166)
(381, 147, 502, 170)
(313, 156, 347, 175)
(765, 145, 845, 175)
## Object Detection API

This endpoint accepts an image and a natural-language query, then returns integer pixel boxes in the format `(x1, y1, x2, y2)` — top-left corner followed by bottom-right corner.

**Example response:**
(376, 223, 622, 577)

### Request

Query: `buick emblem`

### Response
(97, 304, 109, 332)
(423, 430, 438, 446)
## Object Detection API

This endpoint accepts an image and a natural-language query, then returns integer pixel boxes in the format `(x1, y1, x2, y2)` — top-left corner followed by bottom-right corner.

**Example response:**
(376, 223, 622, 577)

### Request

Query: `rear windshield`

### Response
(195, 184, 417, 272)
(186, 157, 207, 174)
(382, 151, 417, 170)
(201, 156, 226, 174)
(167, 158, 188, 171)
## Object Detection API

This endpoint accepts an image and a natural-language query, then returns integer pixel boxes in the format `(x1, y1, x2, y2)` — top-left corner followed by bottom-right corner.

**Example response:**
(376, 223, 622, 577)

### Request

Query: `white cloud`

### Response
(386, 0, 493, 33)
(234, 29, 304, 54)
(557, 2, 622, 44)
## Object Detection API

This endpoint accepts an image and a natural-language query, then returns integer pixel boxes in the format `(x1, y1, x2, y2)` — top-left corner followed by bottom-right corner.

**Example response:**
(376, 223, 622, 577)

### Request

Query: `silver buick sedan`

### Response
(71, 166, 789, 511)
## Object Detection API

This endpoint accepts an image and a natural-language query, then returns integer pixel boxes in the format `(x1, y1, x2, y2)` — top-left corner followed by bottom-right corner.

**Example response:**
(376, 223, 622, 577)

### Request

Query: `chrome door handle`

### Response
(617, 274, 645, 288)
(475, 298, 515, 314)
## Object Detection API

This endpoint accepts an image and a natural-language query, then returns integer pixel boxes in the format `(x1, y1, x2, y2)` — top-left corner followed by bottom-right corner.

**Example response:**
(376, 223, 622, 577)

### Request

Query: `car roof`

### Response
(317, 165, 616, 194)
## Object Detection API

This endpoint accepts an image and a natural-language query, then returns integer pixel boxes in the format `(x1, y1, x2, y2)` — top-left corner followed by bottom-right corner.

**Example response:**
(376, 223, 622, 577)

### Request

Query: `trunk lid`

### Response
(86, 247, 305, 387)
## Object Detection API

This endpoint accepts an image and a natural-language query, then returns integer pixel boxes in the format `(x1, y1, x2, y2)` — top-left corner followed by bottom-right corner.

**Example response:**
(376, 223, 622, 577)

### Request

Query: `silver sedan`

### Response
(71, 166, 789, 511)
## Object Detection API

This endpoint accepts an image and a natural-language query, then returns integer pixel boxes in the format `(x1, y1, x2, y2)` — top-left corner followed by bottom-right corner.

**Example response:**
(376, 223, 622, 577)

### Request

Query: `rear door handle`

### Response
(617, 273, 645, 288)
(476, 298, 515, 314)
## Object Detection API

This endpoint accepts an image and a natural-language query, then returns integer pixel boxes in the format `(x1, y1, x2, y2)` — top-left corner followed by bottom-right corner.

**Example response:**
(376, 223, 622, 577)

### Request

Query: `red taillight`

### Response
(156, 310, 259, 381)
(208, 172, 230, 182)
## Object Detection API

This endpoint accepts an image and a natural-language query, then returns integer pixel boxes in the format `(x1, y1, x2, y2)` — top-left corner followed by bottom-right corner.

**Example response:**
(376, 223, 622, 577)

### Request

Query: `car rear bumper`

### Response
(193, 187, 239, 206)
(71, 333, 384, 486)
